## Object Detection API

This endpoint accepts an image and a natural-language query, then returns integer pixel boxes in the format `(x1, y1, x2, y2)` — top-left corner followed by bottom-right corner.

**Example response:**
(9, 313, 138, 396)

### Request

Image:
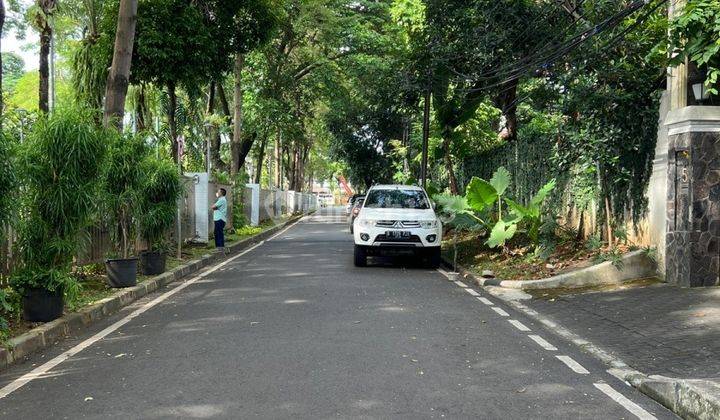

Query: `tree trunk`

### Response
(442, 135, 459, 195)
(102, 0, 138, 129)
(230, 54, 245, 176)
(420, 89, 431, 188)
(217, 82, 231, 119)
(39, 23, 51, 113)
(168, 82, 179, 163)
(136, 84, 147, 131)
(274, 129, 281, 188)
(496, 78, 519, 141)
(254, 134, 268, 184)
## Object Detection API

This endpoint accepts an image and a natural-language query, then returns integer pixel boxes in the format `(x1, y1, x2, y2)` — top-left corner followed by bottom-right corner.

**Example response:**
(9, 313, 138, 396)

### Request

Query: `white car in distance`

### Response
(353, 185, 442, 268)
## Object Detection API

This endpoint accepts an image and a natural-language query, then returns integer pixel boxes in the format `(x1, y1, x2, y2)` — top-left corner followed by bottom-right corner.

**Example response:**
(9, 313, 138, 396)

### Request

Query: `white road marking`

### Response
(476, 297, 494, 305)
(528, 334, 557, 351)
(464, 288, 480, 296)
(556, 355, 590, 374)
(508, 319, 531, 332)
(454, 280, 469, 288)
(594, 383, 658, 420)
(491, 307, 510, 317)
(0, 217, 305, 400)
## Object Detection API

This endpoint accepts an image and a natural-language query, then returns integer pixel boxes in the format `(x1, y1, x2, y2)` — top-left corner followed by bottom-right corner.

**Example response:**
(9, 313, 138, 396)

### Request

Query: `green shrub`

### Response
(103, 133, 149, 258)
(0, 131, 17, 229)
(138, 158, 181, 252)
(10, 107, 107, 298)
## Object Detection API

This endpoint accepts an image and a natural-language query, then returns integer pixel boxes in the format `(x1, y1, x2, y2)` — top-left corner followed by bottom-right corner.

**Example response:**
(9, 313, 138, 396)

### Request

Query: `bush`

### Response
(10, 107, 107, 298)
(0, 131, 17, 228)
(138, 158, 181, 252)
(103, 133, 149, 258)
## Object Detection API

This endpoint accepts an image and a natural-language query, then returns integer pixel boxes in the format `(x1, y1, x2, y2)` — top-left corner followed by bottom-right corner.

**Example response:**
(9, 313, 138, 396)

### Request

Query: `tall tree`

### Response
(102, 0, 137, 129)
(35, 0, 56, 113)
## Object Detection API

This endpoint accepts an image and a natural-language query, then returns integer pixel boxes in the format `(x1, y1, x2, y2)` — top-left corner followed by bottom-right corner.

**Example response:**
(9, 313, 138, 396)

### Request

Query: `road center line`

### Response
(0, 217, 304, 400)
(528, 334, 557, 351)
(464, 288, 480, 296)
(594, 383, 658, 420)
(491, 307, 510, 317)
(454, 280, 469, 288)
(476, 297, 494, 305)
(508, 319, 531, 331)
(556, 355, 590, 374)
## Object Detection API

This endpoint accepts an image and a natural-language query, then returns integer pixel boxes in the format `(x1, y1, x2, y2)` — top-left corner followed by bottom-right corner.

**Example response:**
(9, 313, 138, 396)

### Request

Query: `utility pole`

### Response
(420, 88, 431, 190)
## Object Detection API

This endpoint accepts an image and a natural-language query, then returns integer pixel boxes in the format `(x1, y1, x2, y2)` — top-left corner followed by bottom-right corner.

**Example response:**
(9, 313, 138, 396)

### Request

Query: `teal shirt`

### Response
(213, 196, 227, 222)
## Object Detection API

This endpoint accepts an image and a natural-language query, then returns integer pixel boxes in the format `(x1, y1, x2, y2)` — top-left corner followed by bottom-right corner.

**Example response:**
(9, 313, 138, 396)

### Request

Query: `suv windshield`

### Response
(364, 189, 429, 209)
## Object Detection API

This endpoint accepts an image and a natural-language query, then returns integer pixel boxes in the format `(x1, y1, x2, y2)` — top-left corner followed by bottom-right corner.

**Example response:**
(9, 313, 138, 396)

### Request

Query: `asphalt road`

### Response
(0, 207, 677, 419)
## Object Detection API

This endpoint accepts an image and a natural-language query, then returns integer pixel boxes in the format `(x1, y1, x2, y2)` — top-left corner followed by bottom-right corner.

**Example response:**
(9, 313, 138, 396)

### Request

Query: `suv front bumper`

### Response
(353, 224, 442, 249)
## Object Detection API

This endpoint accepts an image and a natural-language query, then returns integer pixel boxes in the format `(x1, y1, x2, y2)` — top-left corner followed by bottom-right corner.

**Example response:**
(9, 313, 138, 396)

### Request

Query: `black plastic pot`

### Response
(140, 251, 166, 275)
(23, 288, 64, 322)
(105, 258, 138, 288)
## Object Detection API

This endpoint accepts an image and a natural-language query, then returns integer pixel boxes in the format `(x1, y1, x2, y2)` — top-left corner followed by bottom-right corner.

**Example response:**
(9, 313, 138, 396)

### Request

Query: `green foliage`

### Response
(486, 219, 518, 249)
(137, 158, 182, 252)
(11, 107, 107, 296)
(103, 133, 150, 258)
(7, 71, 74, 112)
(236, 225, 262, 237)
(2, 52, 25, 93)
(465, 177, 497, 214)
(0, 132, 17, 229)
(668, 0, 720, 94)
(463, 167, 554, 250)
(504, 179, 557, 244)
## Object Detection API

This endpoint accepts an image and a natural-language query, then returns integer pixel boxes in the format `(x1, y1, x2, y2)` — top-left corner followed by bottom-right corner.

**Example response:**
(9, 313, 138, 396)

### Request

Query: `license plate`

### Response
(385, 230, 411, 239)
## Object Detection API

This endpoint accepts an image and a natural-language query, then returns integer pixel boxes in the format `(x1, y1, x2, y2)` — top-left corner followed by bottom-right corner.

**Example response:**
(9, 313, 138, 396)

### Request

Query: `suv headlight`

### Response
(420, 220, 438, 229)
(358, 219, 376, 228)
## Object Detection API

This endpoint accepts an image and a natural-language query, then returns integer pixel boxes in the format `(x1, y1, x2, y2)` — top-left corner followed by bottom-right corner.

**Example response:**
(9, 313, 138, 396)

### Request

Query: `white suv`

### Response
(353, 185, 442, 268)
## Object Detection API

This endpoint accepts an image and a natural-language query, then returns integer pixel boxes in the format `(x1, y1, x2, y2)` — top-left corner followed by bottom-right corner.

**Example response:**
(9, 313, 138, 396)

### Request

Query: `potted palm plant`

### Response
(138, 158, 181, 275)
(103, 133, 148, 287)
(10, 108, 106, 322)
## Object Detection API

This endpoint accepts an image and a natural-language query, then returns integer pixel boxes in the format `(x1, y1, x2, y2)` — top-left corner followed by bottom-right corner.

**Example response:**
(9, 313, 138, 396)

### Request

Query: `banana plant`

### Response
(504, 179, 556, 245)
(465, 166, 519, 249)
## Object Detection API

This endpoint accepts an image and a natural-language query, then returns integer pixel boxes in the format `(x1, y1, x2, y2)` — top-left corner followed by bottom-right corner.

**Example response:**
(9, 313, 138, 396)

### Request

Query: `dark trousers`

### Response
(214, 219, 226, 248)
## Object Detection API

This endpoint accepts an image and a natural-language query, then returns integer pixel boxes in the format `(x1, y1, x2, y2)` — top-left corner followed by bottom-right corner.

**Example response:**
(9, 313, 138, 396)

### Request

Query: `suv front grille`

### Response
(400, 220, 420, 228)
(374, 220, 421, 228)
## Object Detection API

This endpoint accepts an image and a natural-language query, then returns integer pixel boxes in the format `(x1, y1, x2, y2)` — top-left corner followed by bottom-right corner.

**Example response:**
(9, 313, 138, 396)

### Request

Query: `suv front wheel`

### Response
(424, 247, 441, 269)
(354, 245, 367, 267)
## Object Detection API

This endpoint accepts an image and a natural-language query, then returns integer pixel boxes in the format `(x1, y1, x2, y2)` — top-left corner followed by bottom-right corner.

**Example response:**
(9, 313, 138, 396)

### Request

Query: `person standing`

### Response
(212, 188, 228, 252)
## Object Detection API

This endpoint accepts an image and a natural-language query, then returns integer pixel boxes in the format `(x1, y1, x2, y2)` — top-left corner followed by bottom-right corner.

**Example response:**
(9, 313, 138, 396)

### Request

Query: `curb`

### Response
(442, 250, 656, 290)
(452, 260, 720, 420)
(0, 214, 305, 372)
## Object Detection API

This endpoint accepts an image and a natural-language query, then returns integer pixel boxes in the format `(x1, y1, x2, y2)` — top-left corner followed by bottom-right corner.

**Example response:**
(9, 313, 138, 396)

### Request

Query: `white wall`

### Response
(646, 91, 670, 278)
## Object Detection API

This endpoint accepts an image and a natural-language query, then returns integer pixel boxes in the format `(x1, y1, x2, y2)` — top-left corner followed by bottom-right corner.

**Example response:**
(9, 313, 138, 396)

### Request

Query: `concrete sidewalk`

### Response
(522, 283, 720, 419)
